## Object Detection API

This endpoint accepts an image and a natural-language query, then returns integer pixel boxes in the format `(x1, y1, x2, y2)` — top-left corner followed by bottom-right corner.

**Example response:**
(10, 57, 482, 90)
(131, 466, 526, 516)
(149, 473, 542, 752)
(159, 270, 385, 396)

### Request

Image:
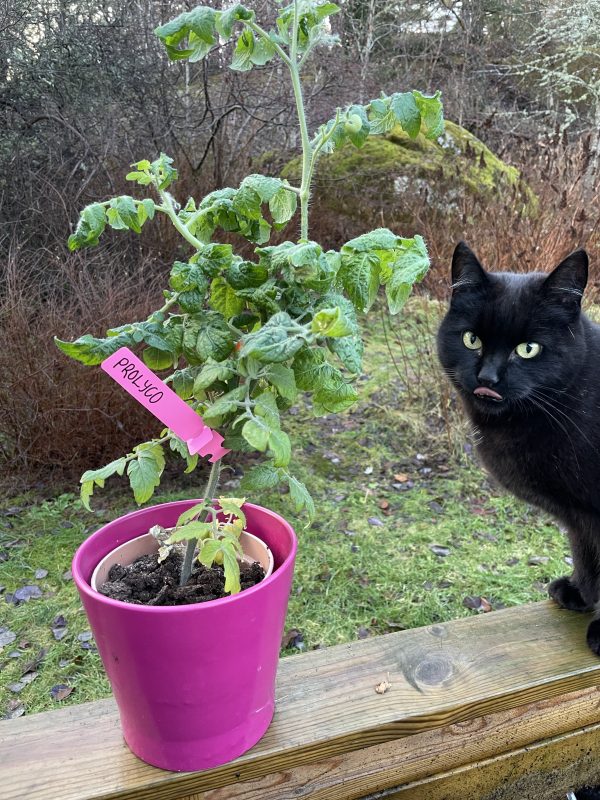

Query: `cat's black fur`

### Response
(437, 242, 600, 655)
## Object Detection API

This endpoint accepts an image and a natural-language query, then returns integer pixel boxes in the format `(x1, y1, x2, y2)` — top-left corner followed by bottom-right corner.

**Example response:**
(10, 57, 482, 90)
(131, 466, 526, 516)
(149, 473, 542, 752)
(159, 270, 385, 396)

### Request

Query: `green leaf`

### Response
(329, 335, 363, 374)
(168, 520, 213, 543)
(412, 90, 444, 139)
(127, 443, 165, 505)
(292, 347, 332, 391)
(168, 434, 199, 473)
(169, 261, 208, 294)
(265, 364, 297, 402)
(313, 377, 358, 415)
(141, 198, 156, 220)
(236, 280, 281, 316)
(54, 332, 131, 366)
(269, 187, 297, 224)
(182, 312, 234, 364)
(311, 307, 353, 338)
(221, 541, 242, 594)
(209, 276, 245, 318)
(292, 347, 358, 414)
(218, 497, 246, 526)
(126, 171, 153, 186)
(268, 428, 291, 467)
(225, 259, 268, 290)
(367, 97, 397, 136)
(318, 293, 363, 372)
(185, 454, 199, 474)
(176, 501, 210, 527)
(202, 385, 246, 425)
(286, 474, 315, 521)
(193, 359, 236, 392)
(80, 482, 95, 512)
(277, 1, 340, 53)
(343, 228, 400, 252)
(338, 251, 380, 313)
(67, 203, 106, 251)
(108, 196, 142, 233)
(242, 417, 270, 451)
(239, 313, 306, 363)
(216, 3, 255, 38)
(241, 174, 283, 203)
(391, 92, 421, 138)
(151, 153, 178, 190)
(142, 347, 173, 371)
(155, 6, 218, 62)
(259, 240, 338, 291)
(240, 464, 281, 492)
(382, 235, 430, 315)
(230, 29, 276, 71)
(79, 458, 127, 511)
(197, 538, 222, 567)
(254, 390, 281, 428)
(171, 367, 198, 400)
(232, 183, 263, 220)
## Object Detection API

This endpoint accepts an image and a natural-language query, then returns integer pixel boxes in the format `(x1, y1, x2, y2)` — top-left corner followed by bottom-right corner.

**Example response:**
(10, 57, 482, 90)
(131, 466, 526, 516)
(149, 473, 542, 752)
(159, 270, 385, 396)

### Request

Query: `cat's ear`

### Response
(542, 250, 588, 312)
(451, 242, 488, 292)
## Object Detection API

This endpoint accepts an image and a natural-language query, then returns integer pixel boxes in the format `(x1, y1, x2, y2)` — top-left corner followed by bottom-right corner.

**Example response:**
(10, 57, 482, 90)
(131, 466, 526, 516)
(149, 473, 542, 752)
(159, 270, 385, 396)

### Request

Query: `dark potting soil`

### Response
(98, 550, 265, 606)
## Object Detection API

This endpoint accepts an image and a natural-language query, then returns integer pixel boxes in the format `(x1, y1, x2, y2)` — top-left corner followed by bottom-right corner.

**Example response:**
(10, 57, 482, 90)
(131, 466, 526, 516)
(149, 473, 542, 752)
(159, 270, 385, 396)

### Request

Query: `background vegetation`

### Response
(1, 0, 599, 717)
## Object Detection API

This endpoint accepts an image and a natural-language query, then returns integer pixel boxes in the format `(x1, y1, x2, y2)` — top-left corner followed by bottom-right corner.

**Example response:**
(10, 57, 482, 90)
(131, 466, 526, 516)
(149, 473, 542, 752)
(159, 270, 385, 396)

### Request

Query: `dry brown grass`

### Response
(0, 243, 165, 481)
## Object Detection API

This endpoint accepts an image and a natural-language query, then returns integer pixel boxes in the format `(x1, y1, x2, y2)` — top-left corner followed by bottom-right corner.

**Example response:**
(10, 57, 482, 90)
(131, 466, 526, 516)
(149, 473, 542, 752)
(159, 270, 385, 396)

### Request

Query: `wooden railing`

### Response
(3, 601, 600, 800)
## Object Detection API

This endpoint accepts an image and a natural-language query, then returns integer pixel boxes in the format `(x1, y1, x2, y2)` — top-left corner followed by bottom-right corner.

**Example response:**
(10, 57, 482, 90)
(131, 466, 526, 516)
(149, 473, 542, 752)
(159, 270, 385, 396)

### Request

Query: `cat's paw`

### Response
(586, 619, 600, 656)
(548, 576, 594, 612)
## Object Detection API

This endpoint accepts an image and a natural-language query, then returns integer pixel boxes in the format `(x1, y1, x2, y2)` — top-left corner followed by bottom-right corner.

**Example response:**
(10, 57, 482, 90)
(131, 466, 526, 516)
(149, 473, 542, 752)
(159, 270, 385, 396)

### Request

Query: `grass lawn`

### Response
(0, 299, 571, 717)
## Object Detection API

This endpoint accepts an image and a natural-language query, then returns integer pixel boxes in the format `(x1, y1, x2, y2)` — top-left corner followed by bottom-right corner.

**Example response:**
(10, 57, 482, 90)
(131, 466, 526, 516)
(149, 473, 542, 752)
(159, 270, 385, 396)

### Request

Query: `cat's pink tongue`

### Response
(474, 386, 503, 401)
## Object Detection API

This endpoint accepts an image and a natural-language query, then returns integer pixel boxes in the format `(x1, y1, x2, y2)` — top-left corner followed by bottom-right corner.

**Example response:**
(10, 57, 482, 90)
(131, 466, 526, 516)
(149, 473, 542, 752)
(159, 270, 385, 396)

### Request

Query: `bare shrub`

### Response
(0, 244, 165, 479)
(421, 132, 600, 297)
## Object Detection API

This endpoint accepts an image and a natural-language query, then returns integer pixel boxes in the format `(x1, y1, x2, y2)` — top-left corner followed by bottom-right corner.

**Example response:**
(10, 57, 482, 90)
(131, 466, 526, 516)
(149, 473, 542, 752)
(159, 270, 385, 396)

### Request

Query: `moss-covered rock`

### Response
(282, 120, 536, 235)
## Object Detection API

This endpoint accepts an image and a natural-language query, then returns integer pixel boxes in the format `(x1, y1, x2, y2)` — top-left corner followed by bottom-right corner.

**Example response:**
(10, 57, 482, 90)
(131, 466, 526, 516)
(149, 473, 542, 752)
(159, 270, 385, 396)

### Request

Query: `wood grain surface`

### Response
(2, 601, 600, 800)
(180, 687, 600, 800)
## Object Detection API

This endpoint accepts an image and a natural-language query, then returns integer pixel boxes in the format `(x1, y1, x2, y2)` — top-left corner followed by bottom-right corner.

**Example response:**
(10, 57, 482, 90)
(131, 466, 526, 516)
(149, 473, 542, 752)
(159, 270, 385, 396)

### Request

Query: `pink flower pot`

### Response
(72, 499, 297, 772)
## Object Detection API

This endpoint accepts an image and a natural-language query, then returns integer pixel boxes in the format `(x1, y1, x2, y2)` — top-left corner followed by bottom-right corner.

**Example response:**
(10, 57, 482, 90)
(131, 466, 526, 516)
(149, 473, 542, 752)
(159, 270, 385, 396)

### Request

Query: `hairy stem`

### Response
(179, 459, 221, 586)
(157, 189, 204, 250)
(288, 0, 312, 242)
(247, 20, 291, 66)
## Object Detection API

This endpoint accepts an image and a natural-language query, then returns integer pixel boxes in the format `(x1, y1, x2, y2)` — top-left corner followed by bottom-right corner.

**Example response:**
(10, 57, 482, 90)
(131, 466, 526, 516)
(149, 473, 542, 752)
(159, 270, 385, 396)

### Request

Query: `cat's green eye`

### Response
(462, 331, 482, 350)
(515, 342, 542, 359)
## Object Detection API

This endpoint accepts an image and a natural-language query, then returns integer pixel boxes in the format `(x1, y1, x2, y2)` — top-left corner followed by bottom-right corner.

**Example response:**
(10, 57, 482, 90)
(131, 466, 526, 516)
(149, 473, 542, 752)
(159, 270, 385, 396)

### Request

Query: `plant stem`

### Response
(179, 459, 221, 586)
(157, 190, 204, 251)
(247, 21, 291, 66)
(288, 0, 312, 242)
(156, 293, 180, 315)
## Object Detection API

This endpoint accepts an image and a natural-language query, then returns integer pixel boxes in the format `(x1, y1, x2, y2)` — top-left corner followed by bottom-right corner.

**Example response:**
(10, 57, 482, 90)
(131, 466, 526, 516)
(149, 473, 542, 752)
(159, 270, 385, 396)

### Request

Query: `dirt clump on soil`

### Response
(99, 550, 265, 606)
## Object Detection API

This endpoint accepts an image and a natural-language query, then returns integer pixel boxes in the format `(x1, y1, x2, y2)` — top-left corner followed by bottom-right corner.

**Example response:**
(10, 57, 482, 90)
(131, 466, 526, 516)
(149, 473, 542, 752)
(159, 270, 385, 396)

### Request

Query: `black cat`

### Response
(437, 241, 600, 655)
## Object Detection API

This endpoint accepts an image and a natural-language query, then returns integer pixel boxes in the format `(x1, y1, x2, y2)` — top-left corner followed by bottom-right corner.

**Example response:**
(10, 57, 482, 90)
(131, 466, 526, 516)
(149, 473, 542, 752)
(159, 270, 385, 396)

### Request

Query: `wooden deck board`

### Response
(2, 601, 600, 800)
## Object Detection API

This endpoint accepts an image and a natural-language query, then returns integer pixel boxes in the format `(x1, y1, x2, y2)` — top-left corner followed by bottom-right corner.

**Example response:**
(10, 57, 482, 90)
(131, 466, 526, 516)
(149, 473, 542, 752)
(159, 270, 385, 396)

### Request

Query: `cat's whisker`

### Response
(527, 393, 583, 474)
(530, 390, 594, 448)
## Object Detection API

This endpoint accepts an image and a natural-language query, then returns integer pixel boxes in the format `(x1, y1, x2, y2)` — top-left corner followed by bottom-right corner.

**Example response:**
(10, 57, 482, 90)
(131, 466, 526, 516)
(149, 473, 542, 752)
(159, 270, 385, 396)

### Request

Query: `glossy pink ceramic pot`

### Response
(72, 499, 297, 772)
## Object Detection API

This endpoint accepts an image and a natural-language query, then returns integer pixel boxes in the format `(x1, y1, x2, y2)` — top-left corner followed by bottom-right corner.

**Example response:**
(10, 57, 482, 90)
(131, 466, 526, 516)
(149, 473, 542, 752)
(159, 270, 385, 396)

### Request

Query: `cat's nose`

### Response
(477, 364, 500, 386)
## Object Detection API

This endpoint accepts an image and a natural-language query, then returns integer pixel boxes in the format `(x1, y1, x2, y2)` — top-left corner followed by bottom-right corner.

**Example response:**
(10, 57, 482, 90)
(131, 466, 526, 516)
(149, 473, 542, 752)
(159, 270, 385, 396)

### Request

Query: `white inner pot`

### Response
(91, 530, 274, 592)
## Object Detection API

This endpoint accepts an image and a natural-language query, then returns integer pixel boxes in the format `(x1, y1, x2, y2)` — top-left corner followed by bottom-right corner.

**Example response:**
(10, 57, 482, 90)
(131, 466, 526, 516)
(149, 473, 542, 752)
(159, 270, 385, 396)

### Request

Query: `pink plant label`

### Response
(101, 347, 229, 462)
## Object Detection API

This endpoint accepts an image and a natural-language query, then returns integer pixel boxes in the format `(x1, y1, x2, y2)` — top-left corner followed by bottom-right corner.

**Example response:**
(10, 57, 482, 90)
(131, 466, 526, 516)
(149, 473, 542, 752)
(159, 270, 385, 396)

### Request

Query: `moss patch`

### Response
(282, 120, 536, 232)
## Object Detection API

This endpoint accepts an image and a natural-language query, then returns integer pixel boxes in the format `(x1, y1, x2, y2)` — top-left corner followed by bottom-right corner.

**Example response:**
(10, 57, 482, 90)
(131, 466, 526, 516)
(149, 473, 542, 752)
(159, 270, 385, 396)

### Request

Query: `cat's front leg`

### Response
(548, 517, 600, 613)
(548, 576, 595, 612)
(586, 617, 600, 656)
